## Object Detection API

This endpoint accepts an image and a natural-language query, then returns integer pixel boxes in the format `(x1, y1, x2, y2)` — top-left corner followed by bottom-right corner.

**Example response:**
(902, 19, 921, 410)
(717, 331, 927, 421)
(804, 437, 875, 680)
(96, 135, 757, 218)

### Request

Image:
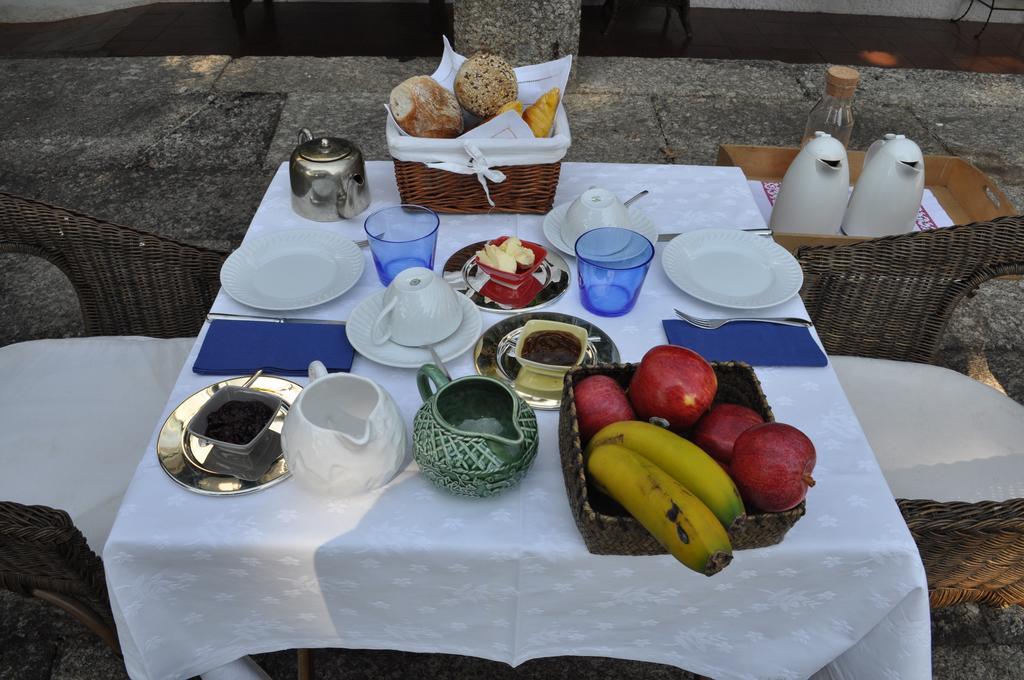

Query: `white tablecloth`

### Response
(104, 162, 931, 680)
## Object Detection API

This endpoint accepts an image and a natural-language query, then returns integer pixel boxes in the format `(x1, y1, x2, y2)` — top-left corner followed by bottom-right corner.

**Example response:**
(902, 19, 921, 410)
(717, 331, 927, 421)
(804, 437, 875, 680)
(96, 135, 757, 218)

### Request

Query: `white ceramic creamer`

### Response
(281, 361, 407, 495)
(842, 134, 925, 237)
(769, 131, 850, 235)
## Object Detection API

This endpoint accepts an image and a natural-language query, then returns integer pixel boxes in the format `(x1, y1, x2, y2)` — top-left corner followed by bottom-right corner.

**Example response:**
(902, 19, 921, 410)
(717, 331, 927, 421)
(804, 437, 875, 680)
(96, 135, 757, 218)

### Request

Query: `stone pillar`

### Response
(453, 0, 582, 66)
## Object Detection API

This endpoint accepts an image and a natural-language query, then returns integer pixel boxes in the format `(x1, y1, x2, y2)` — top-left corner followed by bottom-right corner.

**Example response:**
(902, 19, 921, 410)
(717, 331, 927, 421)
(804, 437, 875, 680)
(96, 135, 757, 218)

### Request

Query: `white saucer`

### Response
(542, 201, 659, 258)
(347, 290, 482, 368)
(221, 229, 365, 311)
(661, 229, 803, 310)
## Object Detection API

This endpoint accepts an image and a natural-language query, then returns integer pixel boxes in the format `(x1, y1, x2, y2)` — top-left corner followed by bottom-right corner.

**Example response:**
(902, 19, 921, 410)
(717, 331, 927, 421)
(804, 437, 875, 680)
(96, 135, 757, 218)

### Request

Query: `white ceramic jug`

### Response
(769, 131, 849, 235)
(842, 134, 924, 237)
(281, 361, 407, 495)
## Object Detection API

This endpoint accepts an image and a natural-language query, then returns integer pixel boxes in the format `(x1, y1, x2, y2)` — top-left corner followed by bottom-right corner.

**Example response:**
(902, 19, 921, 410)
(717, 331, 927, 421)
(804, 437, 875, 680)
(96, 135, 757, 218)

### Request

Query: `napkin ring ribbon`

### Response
(425, 142, 507, 207)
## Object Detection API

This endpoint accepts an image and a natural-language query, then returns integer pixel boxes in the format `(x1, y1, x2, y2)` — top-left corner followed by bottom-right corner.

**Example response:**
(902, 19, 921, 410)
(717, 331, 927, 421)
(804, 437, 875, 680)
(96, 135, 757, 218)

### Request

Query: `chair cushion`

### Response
(0, 336, 193, 552)
(832, 356, 1024, 503)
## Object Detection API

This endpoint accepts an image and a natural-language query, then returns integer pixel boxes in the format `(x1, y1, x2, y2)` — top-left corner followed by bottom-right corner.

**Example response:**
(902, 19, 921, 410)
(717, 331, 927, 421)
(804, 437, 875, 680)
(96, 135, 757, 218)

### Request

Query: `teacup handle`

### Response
(370, 298, 397, 345)
(308, 360, 329, 381)
(416, 364, 451, 402)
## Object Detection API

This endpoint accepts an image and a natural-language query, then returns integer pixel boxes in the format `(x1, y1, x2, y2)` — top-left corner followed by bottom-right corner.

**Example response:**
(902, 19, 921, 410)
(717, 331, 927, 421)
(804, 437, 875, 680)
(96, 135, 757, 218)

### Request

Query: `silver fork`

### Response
(674, 308, 812, 329)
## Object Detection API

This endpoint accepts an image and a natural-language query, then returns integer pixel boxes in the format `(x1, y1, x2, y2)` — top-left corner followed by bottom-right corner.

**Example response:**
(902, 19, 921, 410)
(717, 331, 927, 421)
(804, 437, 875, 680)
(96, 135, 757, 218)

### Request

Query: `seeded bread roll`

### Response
(389, 76, 464, 138)
(454, 53, 518, 118)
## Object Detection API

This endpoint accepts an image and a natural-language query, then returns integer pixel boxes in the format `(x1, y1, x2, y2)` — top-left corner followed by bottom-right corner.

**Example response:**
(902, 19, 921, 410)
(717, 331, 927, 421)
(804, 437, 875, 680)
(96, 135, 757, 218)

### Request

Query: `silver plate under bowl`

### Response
(157, 375, 302, 496)
(474, 312, 620, 410)
(443, 240, 571, 313)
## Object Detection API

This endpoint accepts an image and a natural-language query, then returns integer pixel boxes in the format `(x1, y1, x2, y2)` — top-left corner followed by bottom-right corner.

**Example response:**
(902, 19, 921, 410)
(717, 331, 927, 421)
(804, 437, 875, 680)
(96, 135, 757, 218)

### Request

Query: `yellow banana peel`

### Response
(587, 443, 733, 576)
(586, 420, 746, 529)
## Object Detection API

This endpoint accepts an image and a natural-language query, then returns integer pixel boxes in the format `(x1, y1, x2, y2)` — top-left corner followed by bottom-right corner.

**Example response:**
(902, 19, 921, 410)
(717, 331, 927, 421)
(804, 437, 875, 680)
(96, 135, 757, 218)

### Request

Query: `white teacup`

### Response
(564, 187, 631, 249)
(371, 267, 461, 347)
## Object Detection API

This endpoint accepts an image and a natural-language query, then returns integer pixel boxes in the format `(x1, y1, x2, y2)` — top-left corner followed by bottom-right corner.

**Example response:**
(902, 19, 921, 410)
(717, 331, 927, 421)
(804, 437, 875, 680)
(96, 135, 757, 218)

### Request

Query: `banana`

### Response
(586, 420, 746, 529)
(587, 443, 733, 576)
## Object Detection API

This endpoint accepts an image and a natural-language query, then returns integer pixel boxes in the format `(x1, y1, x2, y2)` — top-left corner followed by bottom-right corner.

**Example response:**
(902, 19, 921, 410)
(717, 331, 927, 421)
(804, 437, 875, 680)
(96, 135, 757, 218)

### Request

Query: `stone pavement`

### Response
(1, 55, 1023, 678)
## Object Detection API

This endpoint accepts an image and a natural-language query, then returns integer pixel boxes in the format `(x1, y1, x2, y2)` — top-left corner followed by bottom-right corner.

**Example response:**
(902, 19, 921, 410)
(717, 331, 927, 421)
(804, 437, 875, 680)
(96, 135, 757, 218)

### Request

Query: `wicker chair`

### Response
(797, 216, 1024, 608)
(0, 191, 227, 651)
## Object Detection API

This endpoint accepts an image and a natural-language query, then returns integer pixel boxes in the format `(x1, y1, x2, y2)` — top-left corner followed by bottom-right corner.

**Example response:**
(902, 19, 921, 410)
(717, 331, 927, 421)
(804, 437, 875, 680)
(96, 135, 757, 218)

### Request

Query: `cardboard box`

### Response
(716, 144, 1017, 253)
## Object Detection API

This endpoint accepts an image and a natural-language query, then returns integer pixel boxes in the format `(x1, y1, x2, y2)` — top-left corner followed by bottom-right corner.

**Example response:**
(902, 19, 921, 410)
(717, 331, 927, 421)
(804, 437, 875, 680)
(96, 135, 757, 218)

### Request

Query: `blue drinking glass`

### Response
(574, 227, 655, 317)
(364, 205, 440, 286)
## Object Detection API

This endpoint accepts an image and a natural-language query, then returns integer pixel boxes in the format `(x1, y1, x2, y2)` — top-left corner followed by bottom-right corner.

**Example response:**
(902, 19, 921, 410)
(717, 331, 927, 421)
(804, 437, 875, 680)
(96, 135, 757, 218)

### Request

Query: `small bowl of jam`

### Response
(513, 320, 589, 394)
(186, 382, 283, 479)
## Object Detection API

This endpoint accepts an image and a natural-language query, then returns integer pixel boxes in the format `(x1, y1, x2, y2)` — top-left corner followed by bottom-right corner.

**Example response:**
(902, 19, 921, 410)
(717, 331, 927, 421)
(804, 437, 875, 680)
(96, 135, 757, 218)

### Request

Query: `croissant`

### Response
(483, 99, 523, 124)
(522, 87, 559, 138)
(495, 99, 523, 116)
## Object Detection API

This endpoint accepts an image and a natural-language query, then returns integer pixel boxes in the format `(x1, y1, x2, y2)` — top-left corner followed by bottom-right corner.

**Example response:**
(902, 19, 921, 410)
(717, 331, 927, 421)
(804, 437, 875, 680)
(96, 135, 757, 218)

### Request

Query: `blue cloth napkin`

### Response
(193, 320, 354, 376)
(662, 319, 828, 367)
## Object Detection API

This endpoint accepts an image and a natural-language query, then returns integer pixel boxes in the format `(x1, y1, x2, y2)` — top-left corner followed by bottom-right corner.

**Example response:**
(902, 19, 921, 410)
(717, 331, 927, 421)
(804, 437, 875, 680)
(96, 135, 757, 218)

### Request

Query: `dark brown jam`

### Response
(205, 401, 274, 444)
(521, 330, 582, 366)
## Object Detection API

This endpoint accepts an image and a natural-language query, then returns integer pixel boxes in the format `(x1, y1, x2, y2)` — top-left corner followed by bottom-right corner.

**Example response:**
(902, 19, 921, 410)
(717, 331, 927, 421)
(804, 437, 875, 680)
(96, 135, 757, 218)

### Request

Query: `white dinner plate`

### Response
(661, 229, 804, 309)
(220, 229, 365, 311)
(346, 290, 482, 368)
(542, 201, 659, 258)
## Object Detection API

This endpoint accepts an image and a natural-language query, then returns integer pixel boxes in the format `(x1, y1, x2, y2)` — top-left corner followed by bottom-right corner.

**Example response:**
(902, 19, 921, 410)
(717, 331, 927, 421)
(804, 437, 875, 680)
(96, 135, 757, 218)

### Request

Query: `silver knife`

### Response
(207, 312, 345, 325)
(658, 228, 773, 242)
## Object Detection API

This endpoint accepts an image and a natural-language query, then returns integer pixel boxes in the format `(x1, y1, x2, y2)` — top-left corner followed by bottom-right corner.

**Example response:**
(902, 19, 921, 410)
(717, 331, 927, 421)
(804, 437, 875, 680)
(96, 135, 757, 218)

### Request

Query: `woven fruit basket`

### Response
(558, 362, 806, 555)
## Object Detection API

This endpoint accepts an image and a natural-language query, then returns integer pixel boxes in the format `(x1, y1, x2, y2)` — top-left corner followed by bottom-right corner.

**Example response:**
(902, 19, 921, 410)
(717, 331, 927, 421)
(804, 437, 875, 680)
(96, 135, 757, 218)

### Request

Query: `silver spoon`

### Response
(623, 189, 649, 207)
(428, 346, 451, 380)
(241, 369, 264, 388)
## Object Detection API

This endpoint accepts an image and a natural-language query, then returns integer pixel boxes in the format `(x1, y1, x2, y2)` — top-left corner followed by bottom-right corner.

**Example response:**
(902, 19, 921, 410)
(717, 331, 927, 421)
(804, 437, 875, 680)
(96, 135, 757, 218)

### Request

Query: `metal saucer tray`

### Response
(474, 312, 620, 410)
(443, 240, 570, 313)
(157, 375, 302, 496)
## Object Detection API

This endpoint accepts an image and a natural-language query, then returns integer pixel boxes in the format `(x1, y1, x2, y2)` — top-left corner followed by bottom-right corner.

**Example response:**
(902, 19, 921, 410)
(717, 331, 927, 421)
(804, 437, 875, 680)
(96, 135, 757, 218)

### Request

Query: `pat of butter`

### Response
(478, 243, 516, 272)
(476, 237, 534, 272)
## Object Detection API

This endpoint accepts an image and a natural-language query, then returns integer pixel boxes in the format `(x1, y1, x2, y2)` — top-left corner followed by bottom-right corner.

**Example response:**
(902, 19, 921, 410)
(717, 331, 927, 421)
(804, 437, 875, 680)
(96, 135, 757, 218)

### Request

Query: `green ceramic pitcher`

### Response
(412, 364, 539, 497)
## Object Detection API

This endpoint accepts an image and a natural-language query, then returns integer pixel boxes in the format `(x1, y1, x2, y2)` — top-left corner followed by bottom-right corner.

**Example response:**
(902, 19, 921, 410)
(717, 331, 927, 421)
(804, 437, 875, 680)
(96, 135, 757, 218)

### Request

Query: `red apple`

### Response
(730, 423, 816, 512)
(628, 345, 717, 431)
(691, 403, 765, 466)
(574, 375, 635, 444)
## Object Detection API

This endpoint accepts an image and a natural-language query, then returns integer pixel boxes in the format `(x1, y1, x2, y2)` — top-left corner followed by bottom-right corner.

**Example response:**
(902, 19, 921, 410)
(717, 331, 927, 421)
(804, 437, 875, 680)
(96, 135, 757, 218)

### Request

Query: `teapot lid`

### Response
(804, 131, 847, 164)
(298, 136, 357, 162)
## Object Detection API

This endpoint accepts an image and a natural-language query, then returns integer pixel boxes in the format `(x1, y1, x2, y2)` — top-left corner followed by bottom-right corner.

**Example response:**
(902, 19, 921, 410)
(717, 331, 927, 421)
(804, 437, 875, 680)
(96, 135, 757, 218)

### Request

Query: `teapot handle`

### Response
(297, 128, 314, 145)
(416, 364, 451, 402)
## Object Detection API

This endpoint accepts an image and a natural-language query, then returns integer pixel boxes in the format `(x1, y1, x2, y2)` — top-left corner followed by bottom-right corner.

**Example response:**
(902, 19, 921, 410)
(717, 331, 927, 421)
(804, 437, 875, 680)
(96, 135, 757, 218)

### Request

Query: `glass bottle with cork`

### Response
(802, 66, 860, 149)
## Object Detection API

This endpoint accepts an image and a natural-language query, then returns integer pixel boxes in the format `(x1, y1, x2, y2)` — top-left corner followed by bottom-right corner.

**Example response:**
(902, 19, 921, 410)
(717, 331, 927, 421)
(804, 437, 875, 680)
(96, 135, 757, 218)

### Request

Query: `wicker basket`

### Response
(392, 160, 562, 214)
(558, 362, 806, 555)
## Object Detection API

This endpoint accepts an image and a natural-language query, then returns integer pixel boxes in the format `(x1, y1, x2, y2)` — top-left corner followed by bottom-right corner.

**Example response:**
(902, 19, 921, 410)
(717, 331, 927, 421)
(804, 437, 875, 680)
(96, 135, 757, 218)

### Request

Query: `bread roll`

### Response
(454, 53, 518, 118)
(389, 76, 464, 138)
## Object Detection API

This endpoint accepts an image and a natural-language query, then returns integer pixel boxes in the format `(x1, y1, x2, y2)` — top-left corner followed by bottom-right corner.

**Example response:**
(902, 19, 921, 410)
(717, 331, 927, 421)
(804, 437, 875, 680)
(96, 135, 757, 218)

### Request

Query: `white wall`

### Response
(3, 0, 1023, 25)
(694, 0, 1024, 23)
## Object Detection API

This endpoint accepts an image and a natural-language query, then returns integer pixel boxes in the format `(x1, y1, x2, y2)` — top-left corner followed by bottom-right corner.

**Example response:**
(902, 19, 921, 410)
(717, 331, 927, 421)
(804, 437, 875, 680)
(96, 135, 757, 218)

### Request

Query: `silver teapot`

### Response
(289, 129, 371, 221)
